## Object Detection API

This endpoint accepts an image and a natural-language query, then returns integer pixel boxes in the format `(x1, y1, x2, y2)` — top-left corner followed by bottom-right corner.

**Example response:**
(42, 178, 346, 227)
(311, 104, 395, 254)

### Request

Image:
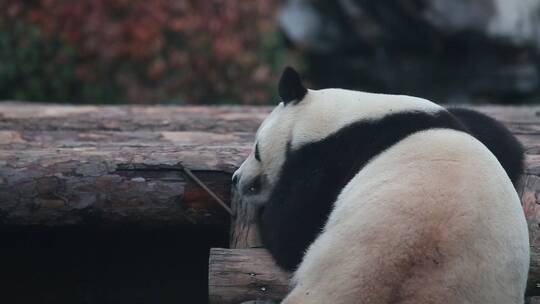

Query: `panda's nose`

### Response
(232, 172, 240, 187)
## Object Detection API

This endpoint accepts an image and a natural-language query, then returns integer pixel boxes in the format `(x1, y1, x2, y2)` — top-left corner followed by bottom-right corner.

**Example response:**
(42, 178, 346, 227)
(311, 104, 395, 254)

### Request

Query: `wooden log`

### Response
(0, 102, 270, 133)
(0, 131, 250, 226)
(0, 103, 267, 226)
(208, 248, 290, 304)
(0, 103, 262, 226)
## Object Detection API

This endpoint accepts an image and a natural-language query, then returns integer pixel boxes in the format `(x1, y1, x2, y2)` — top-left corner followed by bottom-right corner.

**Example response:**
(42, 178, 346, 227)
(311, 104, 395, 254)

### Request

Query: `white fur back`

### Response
(283, 129, 529, 304)
(291, 89, 442, 149)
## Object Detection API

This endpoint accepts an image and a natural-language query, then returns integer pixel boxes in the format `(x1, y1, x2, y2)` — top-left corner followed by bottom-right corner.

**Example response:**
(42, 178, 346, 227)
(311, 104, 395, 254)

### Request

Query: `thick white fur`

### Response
(234, 89, 441, 200)
(291, 89, 442, 149)
(282, 129, 529, 304)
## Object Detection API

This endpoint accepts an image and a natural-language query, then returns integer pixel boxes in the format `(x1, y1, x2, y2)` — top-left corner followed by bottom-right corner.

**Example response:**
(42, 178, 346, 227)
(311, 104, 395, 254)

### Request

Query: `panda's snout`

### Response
(232, 172, 240, 187)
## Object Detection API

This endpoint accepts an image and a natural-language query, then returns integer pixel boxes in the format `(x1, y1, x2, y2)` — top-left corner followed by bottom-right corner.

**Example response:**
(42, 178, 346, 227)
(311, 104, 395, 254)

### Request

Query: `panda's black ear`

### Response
(278, 67, 307, 104)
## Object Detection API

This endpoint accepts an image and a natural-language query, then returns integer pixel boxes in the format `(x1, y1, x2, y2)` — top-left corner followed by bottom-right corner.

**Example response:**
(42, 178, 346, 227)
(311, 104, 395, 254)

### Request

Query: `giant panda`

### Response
(232, 67, 529, 304)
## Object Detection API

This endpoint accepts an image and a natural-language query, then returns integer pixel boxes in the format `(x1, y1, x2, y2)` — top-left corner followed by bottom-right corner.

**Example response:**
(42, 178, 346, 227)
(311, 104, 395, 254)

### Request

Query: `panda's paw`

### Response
(240, 300, 278, 304)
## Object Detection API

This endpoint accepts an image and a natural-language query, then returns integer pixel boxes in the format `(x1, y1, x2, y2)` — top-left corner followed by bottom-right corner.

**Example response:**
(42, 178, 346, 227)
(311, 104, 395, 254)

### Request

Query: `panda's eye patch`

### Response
(255, 143, 261, 162)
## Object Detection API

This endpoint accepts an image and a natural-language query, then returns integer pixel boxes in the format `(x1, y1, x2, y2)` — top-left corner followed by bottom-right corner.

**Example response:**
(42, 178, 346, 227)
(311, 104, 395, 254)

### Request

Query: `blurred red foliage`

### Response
(0, 0, 288, 104)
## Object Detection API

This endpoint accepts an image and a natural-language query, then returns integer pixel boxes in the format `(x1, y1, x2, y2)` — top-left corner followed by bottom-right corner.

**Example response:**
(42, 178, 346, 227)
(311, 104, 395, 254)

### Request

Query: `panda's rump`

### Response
(287, 129, 529, 304)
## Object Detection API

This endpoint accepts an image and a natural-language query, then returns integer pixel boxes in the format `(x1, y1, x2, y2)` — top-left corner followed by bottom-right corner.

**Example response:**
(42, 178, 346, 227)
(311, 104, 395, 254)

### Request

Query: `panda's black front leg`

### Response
(240, 300, 278, 304)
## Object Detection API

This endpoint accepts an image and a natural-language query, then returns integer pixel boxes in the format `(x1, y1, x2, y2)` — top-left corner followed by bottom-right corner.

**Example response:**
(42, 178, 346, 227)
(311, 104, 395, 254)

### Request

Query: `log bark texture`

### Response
(208, 248, 290, 304)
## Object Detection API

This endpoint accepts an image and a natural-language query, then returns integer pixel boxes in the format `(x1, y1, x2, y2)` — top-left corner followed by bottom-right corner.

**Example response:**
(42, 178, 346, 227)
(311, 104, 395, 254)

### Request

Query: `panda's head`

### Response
(232, 67, 306, 205)
(232, 67, 441, 205)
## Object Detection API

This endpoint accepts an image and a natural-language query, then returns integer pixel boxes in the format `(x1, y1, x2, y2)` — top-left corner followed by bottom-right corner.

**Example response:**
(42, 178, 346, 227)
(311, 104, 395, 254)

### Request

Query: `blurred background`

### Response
(2, 0, 540, 105)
